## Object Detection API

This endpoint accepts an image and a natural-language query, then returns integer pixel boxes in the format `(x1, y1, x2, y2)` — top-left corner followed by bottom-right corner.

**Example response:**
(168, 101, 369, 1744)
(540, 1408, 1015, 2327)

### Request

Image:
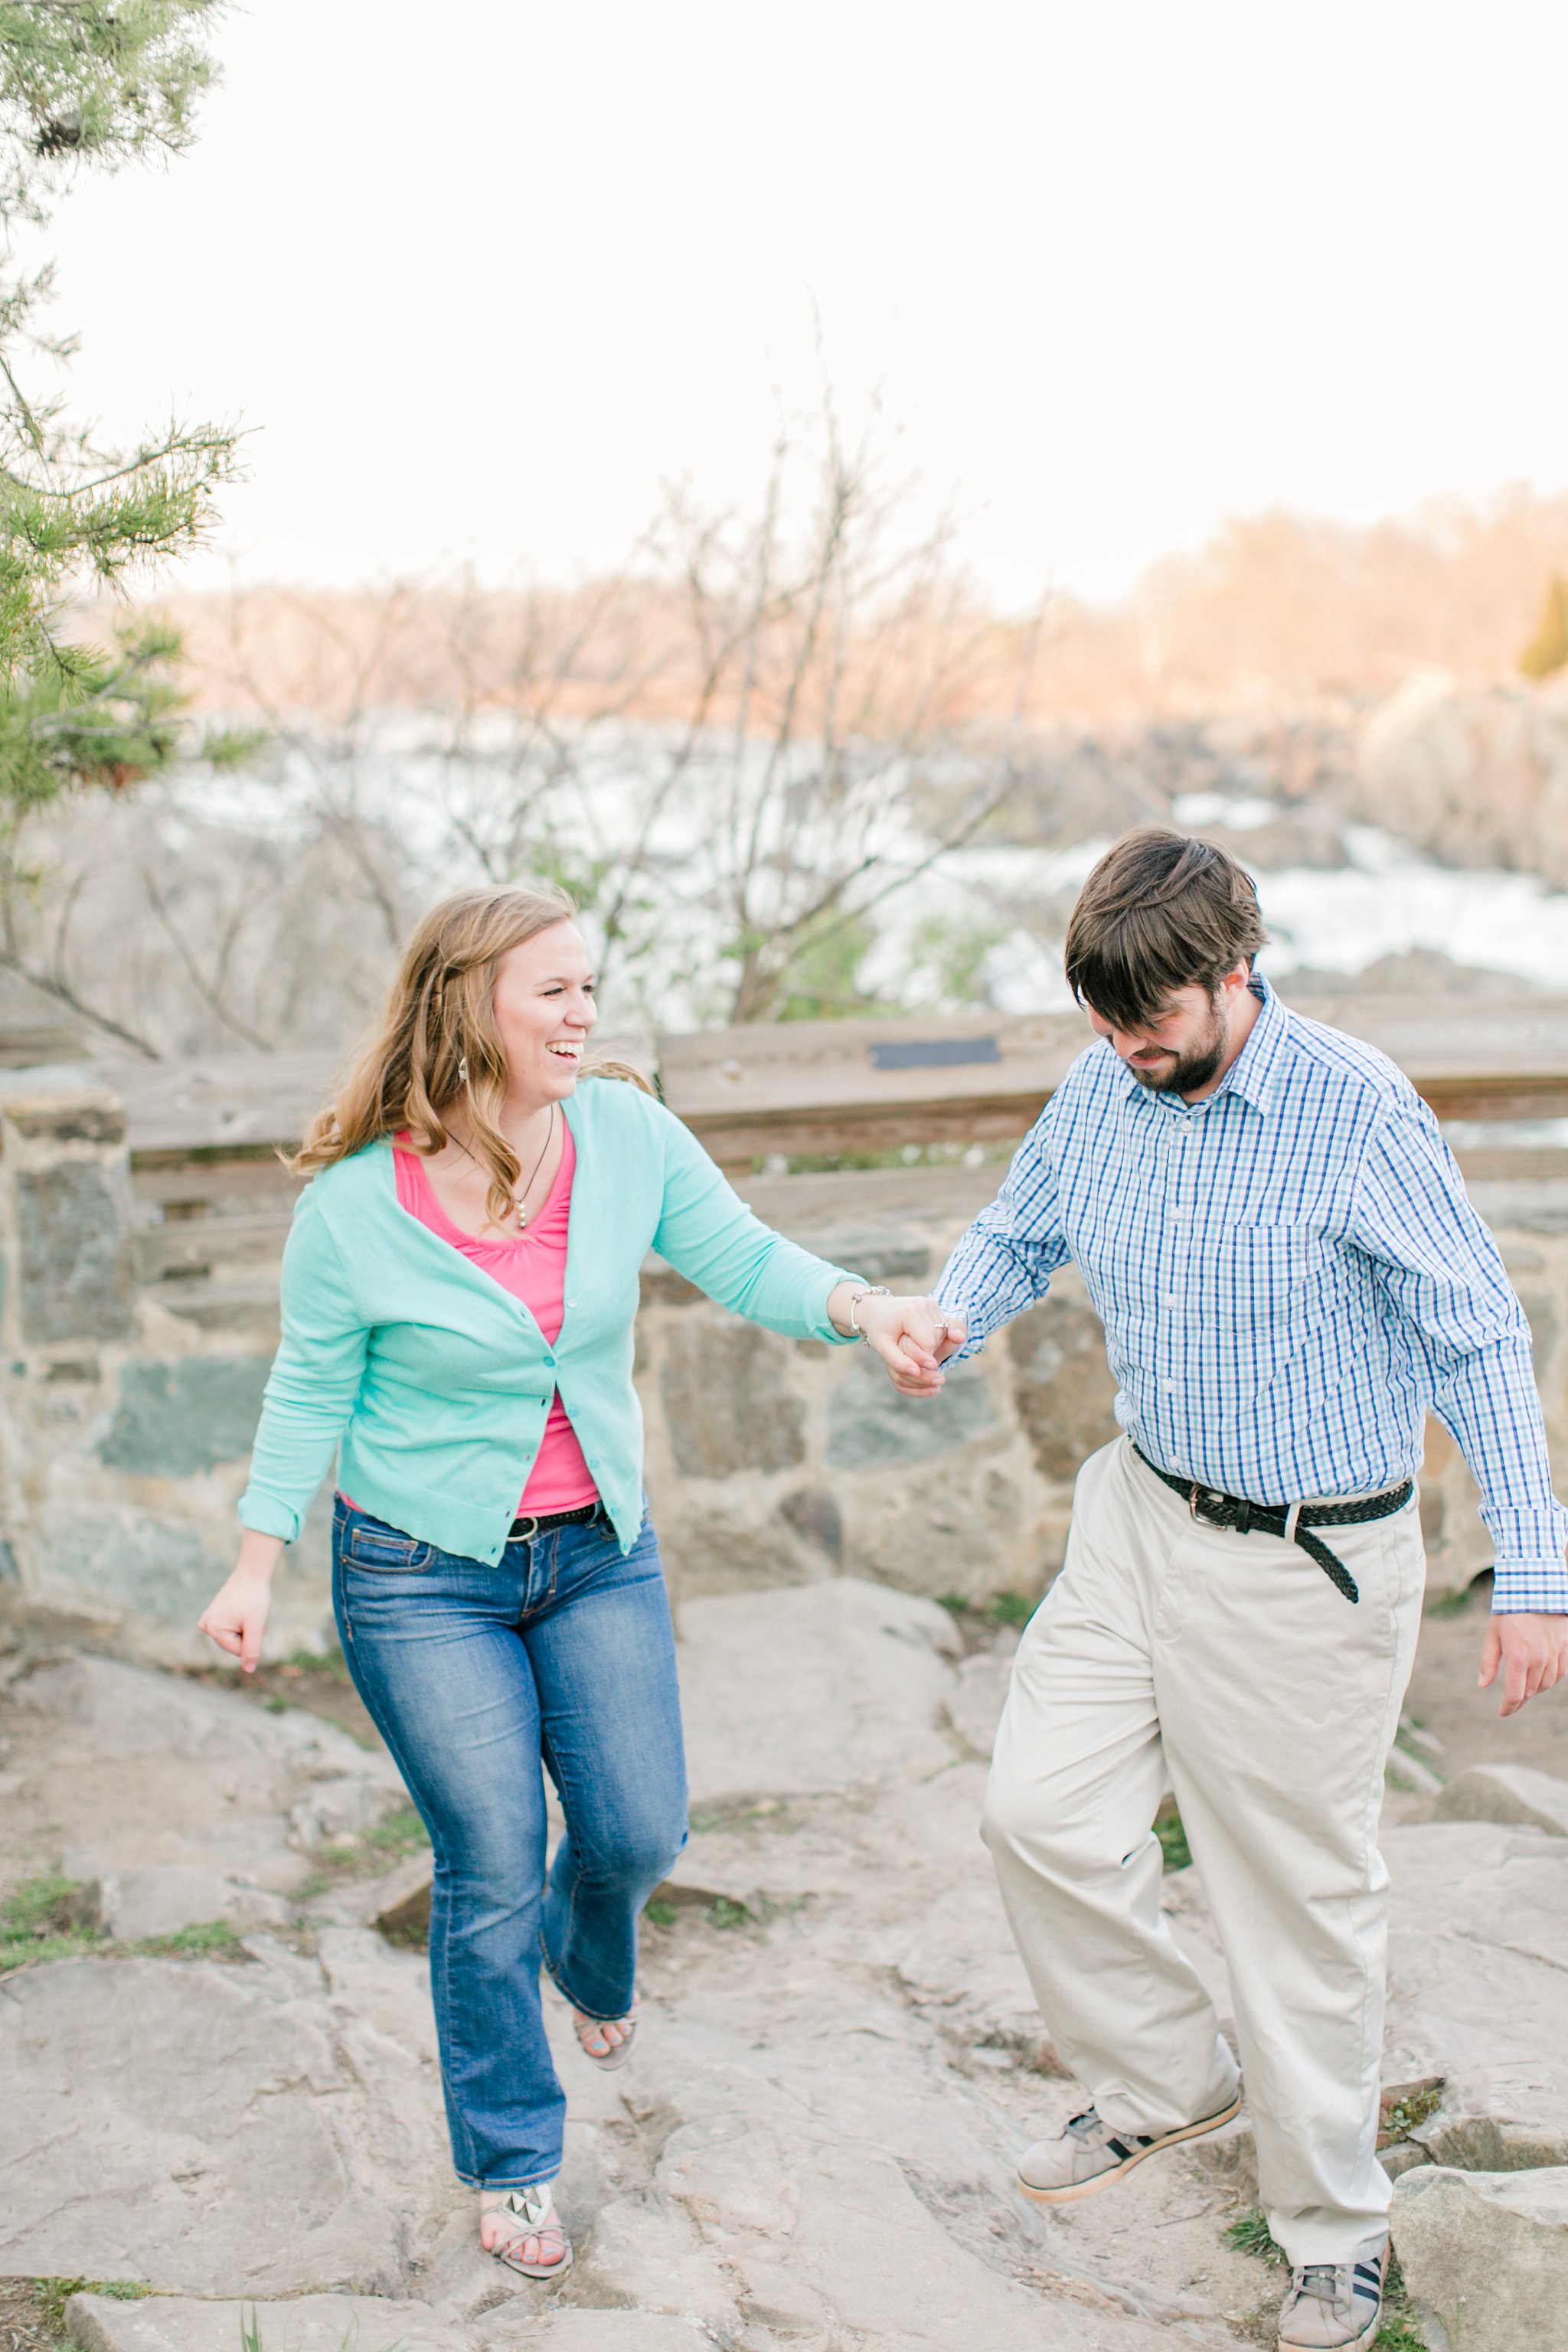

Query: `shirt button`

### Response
(1165, 1295, 1178, 1309)
(1161, 1378, 1177, 1394)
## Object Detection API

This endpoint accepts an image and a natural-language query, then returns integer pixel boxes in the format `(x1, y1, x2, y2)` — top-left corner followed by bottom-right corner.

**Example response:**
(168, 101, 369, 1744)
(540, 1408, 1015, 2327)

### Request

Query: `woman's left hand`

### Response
(828, 1287, 966, 1397)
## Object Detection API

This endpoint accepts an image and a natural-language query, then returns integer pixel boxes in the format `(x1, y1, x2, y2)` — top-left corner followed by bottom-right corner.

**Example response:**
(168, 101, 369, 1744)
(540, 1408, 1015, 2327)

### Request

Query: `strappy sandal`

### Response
(480, 2183, 573, 2279)
(573, 1996, 639, 2071)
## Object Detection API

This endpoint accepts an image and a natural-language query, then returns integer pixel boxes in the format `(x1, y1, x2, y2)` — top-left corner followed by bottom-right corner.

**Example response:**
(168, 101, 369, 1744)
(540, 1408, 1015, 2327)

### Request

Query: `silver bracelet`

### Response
(848, 1283, 891, 1338)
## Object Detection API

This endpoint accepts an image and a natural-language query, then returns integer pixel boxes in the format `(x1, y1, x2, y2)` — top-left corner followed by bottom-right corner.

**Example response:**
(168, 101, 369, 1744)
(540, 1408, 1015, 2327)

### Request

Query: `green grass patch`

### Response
(643, 1900, 678, 1928)
(938, 1589, 1037, 1631)
(688, 1798, 789, 1835)
(129, 1919, 247, 1962)
(1155, 1799, 1192, 1873)
(1426, 1574, 1489, 1618)
(279, 1646, 352, 1683)
(33, 2278, 150, 2334)
(0, 1873, 103, 1976)
(360, 1806, 430, 1860)
(300, 1805, 431, 1886)
(704, 1896, 751, 1931)
(1225, 2206, 1285, 2266)
(1381, 2082, 1442, 2143)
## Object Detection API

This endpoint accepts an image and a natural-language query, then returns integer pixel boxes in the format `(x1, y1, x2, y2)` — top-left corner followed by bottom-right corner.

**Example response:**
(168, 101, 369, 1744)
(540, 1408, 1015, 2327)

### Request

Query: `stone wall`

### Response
(1, 1068, 1564, 1660)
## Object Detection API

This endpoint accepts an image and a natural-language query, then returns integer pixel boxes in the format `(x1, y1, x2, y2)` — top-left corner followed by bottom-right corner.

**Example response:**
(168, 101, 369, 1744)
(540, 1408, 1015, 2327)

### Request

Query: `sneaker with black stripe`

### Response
(1015, 2094, 1242, 2204)
(1276, 2236, 1387, 2351)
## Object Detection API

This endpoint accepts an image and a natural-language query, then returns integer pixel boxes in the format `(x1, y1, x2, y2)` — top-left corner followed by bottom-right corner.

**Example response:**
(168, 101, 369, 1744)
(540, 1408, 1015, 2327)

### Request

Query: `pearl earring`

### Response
(458, 1057, 469, 1084)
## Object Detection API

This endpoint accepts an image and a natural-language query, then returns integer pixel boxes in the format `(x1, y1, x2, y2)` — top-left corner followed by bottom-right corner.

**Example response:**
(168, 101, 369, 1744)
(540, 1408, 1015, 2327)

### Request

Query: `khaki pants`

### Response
(982, 1436, 1425, 2262)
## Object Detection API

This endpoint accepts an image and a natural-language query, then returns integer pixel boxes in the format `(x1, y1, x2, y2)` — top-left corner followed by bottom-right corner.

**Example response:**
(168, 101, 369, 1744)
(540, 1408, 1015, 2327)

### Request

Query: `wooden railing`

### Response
(659, 993, 1568, 1170)
(96, 990, 1568, 1305)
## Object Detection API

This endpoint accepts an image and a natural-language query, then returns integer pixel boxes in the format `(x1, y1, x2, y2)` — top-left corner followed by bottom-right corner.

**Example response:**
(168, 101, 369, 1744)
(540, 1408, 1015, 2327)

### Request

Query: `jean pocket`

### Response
(342, 1516, 436, 1572)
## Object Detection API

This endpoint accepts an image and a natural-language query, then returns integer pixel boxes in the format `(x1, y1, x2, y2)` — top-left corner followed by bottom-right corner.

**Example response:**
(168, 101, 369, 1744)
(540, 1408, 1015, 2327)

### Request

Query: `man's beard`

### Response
(1125, 1004, 1227, 1095)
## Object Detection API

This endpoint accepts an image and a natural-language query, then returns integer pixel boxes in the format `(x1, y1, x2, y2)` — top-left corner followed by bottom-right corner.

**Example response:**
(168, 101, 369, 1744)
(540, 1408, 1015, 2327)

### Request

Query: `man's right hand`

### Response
(1478, 1612, 1568, 1716)
(863, 1296, 967, 1398)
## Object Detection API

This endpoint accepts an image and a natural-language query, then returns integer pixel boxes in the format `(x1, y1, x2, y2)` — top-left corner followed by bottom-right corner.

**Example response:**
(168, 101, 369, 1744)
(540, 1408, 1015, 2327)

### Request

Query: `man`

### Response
(900, 831, 1567, 2352)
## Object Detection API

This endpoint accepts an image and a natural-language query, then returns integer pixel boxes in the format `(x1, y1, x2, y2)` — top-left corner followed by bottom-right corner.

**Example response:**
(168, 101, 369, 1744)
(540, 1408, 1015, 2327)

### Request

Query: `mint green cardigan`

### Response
(239, 1076, 861, 1564)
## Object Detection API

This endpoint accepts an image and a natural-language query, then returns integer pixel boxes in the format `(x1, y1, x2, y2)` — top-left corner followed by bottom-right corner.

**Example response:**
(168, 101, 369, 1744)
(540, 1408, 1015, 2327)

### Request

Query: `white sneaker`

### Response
(1276, 2236, 1387, 2351)
(1015, 2094, 1242, 2205)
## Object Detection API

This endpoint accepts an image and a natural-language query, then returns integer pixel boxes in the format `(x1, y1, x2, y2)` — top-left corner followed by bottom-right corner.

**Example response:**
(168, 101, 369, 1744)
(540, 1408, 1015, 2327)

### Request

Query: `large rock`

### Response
(1358, 672, 1568, 887)
(658, 1313, 805, 1478)
(1390, 2164, 1568, 2352)
(1006, 1278, 1120, 1479)
(947, 1647, 1014, 1756)
(15, 1158, 136, 1342)
(0, 1936, 448, 2296)
(675, 1576, 962, 1805)
(86, 1862, 293, 1941)
(10, 1650, 407, 1860)
(1435, 1762, 1568, 1839)
(65, 2296, 466, 2352)
(825, 1348, 998, 1468)
(34, 1507, 231, 1628)
(11, 1649, 379, 1775)
(96, 1357, 273, 1476)
(1382, 1824, 1568, 2158)
(1412, 2110, 1568, 2172)
(68, 2301, 723, 2352)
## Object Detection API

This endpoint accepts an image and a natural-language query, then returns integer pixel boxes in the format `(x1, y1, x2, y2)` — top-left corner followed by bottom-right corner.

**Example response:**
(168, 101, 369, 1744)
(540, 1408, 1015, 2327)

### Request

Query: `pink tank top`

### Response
(392, 1122, 599, 1517)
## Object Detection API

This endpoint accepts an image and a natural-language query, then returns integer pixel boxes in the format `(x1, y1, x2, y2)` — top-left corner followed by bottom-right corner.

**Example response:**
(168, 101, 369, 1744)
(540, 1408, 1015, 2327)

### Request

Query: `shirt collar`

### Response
(1215, 972, 1289, 1117)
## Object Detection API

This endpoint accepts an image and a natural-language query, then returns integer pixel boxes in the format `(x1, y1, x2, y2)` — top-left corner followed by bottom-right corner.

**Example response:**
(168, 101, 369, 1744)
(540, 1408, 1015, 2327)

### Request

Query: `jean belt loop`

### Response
(1283, 1500, 1302, 1547)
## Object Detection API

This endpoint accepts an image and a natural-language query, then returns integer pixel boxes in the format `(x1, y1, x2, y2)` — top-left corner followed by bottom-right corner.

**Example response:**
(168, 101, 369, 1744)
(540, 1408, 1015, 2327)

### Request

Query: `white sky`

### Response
(43, 0, 1568, 606)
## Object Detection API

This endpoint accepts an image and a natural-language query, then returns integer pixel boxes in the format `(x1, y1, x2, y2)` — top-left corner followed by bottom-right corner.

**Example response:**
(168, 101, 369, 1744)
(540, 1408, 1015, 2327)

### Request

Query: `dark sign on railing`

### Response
(868, 1037, 1002, 1070)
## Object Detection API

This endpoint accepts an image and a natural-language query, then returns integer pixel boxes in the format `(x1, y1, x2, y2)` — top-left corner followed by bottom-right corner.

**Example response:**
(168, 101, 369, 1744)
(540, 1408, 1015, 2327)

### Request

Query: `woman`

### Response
(198, 883, 946, 2281)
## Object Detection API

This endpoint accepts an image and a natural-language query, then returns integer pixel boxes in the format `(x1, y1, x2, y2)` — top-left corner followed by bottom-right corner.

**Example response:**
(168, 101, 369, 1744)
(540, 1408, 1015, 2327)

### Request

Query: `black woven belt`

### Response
(508, 1501, 603, 1542)
(1132, 1446, 1413, 1604)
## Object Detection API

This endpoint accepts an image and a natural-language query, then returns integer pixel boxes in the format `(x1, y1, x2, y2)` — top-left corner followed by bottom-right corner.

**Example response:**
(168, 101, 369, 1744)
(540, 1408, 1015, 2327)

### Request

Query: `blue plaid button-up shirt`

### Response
(935, 979, 1567, 1612)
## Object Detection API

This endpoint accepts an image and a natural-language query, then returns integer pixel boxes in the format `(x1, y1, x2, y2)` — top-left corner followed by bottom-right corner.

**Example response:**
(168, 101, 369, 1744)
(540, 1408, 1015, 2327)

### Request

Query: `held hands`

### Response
(1478, 1612, 1568, 1717)
(839, 1290, 968, 1398)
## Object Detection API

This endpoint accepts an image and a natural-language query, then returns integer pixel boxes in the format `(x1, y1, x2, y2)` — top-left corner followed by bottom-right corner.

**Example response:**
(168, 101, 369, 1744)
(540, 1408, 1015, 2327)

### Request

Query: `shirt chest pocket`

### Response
(1198, 1222, 1338, 1393)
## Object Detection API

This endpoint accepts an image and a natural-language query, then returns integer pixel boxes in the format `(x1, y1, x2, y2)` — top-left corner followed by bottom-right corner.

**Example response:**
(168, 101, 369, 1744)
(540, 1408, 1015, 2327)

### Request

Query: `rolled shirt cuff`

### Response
(237, 1490, 304, 1544)
(1490, 1560, 1568, 1613)
(931, 1284, 986, 1362)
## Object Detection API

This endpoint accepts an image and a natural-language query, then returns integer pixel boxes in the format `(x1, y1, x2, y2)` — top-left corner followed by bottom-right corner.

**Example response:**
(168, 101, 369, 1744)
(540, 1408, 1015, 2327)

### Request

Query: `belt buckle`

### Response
(1188, 1481, 1224, 1529)
(512, 1514, 540, 1540)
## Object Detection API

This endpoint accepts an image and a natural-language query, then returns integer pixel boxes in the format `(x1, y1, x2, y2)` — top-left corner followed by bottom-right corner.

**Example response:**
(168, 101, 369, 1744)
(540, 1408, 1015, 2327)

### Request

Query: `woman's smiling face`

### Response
(491, 919, 599, 1102)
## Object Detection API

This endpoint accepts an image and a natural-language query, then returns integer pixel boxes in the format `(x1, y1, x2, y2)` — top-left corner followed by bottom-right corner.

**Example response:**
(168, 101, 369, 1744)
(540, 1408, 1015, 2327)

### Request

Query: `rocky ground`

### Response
(2, 1578, 1566, 2352)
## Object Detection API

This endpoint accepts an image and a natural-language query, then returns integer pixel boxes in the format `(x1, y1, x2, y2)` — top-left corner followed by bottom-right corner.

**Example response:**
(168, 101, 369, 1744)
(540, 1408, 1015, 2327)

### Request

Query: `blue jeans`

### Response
(332, 1498, 688, 2188)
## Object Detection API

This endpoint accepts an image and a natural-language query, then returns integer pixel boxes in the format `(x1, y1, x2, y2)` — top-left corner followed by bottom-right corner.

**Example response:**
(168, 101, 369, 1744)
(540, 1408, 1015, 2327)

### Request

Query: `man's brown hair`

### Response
(1063, 829, 1267, 1030)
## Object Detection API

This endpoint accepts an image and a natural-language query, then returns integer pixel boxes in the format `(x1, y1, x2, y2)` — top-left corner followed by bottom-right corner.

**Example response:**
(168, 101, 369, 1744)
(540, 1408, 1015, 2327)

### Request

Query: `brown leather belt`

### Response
(1132, 1446, 1413, 1604)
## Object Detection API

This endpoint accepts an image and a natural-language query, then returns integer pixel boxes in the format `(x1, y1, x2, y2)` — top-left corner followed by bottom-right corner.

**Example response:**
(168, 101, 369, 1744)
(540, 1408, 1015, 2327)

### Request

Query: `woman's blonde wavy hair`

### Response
(292, 882, 652, 1225)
